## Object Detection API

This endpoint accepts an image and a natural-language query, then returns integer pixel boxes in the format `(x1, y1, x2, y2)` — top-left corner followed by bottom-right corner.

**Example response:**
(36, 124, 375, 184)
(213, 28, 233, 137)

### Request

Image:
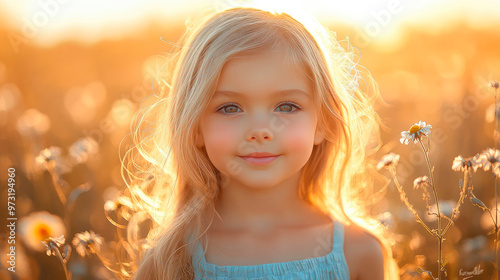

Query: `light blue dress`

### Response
(191, 219, 350, 280)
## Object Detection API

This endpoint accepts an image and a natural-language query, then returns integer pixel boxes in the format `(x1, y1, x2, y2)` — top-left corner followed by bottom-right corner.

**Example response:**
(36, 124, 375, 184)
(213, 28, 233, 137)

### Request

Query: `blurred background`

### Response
(0, 0, 500, 279)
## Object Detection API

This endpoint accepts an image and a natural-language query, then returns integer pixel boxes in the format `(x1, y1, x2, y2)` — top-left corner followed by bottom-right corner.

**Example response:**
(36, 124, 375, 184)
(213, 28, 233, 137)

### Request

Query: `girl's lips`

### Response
(240, 155, 279, 165)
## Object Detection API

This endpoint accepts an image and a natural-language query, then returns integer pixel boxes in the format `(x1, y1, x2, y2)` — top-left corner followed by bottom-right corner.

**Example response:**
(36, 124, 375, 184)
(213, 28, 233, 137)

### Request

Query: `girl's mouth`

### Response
(239, 155, 279, 165)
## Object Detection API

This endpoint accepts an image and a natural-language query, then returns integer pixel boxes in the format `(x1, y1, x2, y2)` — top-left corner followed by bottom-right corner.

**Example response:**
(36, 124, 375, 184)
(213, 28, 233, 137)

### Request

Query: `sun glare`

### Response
(0, 0, 499, 46)
(225, 0, 314, 15)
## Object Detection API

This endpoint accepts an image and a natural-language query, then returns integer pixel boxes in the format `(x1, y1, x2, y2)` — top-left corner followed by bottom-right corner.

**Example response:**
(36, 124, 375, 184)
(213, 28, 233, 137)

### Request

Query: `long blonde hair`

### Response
(117, 6, 399, 280)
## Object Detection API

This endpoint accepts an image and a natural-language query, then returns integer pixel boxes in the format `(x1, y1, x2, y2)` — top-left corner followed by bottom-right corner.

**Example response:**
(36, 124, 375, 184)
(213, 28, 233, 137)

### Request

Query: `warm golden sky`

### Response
(1, 0, 499, 46)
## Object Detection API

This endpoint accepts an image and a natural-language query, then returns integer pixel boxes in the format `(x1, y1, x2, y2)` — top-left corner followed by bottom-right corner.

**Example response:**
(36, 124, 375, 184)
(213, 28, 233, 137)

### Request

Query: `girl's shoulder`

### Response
(342, 223, 384, 280)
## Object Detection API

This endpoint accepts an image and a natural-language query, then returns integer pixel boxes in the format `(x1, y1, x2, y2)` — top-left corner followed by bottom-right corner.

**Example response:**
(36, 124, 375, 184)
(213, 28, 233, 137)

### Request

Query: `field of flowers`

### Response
(1, 8, 500, 280)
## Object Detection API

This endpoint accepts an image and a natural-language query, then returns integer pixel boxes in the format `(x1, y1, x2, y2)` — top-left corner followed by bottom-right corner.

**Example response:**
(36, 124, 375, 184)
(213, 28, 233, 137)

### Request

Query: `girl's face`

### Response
(197, 49, 324, 190)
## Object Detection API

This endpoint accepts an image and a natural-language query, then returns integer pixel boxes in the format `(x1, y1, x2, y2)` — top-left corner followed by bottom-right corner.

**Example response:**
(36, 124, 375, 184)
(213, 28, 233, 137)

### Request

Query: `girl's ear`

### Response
(314, 126, 325, 145)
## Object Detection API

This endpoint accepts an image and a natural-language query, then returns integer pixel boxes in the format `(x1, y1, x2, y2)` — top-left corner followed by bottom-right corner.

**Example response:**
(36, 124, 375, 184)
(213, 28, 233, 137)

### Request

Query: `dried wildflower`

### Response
(72, 230, 104, 257)
(413, 176, 431, 190)
(19, 211, 66, 252)
(400, 121, 432, 145)
(477, 148, 500, 175)
(489, 80, 499, 89)
(413, 176, 432, 213)
(69, 137, 99, 164)
(493, 165, 500, 177)
(427, 201, 455, 222)
(42, 235, 65, 256)
(35, 146, 72, 175)
(16, 108, 51, 137)
(451, 155, 480, 172)
(471, 197, 488, 211)
(376, 153, 400, 170)
(376, 211, 394, 229)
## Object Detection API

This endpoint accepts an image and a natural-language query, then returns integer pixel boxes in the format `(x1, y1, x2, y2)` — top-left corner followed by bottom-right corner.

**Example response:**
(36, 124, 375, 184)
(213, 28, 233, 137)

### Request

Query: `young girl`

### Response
(121, 5, 399, 280)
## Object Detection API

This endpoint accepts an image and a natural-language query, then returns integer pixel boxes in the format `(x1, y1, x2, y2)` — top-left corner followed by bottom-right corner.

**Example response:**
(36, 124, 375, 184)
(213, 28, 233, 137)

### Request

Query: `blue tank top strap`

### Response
(192, 238, 205, 263)
(332, 219, 345, 252)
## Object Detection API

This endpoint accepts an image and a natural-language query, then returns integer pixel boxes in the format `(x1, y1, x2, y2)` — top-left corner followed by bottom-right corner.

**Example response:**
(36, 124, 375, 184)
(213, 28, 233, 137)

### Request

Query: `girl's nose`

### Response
(246, 127, 273, 142)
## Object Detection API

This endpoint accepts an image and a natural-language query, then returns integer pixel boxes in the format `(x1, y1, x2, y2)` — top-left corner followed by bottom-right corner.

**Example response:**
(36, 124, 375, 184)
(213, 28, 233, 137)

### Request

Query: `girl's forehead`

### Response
(226, 43, 302, 65)
(224, 46, 310, 75)
(217, 52, 311, 91)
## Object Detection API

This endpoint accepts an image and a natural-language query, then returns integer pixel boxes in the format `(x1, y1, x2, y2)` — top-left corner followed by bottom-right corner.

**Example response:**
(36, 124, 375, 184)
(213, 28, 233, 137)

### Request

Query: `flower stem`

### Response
(496, 176, 499, 280)
(389, 167, 434, 234)
(494, 87, 498, 150)
(52, 242, 71, 280)
(418, 138, 442, 280)
(494, 87, 499, 280)
(48, 167, 67, 205)
(442, 170, 470, 236)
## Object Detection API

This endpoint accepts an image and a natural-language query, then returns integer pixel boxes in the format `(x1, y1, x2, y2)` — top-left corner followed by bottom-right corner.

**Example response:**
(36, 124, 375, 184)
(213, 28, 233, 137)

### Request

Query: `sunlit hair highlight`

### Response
(116, 6, 399, 280)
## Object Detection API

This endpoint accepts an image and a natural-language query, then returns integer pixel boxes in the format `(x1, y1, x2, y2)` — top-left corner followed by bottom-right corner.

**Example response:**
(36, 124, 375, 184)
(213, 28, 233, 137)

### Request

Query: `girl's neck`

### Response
(210, 171, 323, 234)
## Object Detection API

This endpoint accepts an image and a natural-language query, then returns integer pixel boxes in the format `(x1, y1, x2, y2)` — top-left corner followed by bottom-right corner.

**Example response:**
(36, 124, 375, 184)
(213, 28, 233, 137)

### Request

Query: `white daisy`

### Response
(413, 176, 431, 190)
(451, 155, 480, 172)
(41, 235, 65, 256)
(477, 148, 500, 173)
(376, 211, 394, 229)
(35, 146, 72, 175)
(72, 230, 104, 257)
(489, 80, 499, 89)
(400, 121, 432, 145)
(68, 137, 99, 164)
(376, 153, 400, 170)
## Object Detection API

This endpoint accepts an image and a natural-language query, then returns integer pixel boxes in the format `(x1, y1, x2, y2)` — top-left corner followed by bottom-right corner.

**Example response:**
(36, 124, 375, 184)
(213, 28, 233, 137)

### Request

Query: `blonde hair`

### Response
(116, 6, 399, 280)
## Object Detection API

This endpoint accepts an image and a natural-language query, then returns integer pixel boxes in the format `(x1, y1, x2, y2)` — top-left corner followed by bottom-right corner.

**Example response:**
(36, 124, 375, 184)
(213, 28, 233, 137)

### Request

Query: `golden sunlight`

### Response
(1, 0, 499, 46)
(2, 0, 500, 279)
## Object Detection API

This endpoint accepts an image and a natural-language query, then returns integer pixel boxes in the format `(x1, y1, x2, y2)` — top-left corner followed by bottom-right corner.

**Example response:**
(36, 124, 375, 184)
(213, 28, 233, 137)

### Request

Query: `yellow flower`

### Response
(19, 211, 66, 252)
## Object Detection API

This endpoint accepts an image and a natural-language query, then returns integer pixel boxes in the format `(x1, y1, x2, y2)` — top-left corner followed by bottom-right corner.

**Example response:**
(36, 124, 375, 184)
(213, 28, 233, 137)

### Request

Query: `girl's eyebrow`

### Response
(213, 89, 310, 99)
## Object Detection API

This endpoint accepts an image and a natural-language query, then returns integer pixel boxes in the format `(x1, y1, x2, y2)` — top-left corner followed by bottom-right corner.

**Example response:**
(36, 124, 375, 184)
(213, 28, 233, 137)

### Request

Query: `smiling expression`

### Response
(197, 49, 324, 190)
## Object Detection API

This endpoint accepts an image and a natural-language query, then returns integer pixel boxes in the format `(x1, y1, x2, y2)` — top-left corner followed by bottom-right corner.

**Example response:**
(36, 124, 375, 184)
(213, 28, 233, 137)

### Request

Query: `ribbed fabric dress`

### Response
(191, 219, 350, 280)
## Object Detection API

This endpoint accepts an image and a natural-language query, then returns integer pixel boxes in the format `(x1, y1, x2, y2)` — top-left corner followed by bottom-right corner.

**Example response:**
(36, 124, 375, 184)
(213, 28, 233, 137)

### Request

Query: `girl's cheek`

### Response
(283, 121, 317, 151)
(205, 121, 238, 151)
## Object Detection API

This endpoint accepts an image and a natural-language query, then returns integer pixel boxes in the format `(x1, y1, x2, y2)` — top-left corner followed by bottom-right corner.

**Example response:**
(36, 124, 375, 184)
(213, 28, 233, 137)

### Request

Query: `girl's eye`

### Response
(216, 103, 241, 114)
(276, 103, 301, 113)
(215, 102, 301, 115)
